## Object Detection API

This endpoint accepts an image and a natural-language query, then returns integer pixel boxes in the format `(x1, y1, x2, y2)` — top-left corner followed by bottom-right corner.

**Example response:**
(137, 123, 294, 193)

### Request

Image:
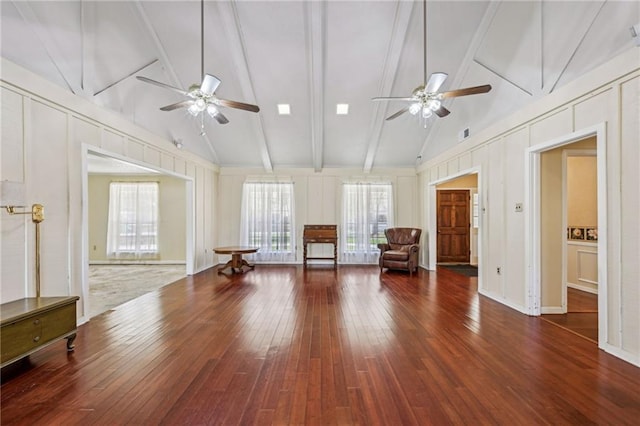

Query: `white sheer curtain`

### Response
(341, 183, 394, 264)
(106, 182, 159, 259)
(240, 182, 296, 262)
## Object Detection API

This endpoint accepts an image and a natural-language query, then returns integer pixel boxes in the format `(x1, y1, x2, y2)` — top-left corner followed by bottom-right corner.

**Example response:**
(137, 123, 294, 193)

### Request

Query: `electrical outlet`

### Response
(515, 203, 523, 212)
(497, 267, 501, 275)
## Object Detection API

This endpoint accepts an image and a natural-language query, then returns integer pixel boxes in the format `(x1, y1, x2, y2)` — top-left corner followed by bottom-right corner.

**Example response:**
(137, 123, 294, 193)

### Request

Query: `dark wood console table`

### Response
(303, 225, 338, 268)
(1, 296, 79, 367)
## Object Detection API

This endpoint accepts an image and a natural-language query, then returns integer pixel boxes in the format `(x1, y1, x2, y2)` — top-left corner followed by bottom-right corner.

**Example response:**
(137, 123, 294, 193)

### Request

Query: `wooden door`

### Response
(437, 190, 470, 263)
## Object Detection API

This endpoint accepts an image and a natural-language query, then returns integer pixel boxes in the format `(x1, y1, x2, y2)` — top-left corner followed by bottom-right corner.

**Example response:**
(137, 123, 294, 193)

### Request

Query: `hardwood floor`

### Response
(2, 265, 639, 425)
(541, 288, 599, 342)
(567, 287, 598, 312)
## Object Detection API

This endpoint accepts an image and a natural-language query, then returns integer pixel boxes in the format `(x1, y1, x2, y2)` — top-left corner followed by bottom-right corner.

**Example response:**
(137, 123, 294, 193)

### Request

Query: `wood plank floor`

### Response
(541, 288, 599, 342)
(567, 287, 598, 313)
(2, 265, 640, 425)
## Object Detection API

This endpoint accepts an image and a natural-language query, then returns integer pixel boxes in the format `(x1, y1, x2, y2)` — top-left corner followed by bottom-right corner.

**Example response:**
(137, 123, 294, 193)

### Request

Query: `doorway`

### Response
(428, 169, 481, 283)
(540, 147, 598, 341)
(525, 124, 606, 346)
(81, 147, 195, 321)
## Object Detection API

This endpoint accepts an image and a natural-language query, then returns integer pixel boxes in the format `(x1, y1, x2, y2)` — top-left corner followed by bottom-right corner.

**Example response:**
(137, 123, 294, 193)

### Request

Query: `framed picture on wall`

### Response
(586, 227, 598, 241)
(569, 227, 585, 240)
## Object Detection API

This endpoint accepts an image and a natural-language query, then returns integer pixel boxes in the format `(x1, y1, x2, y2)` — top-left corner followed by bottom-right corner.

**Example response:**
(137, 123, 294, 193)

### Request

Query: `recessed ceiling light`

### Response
(336, 103, 349, 115)
(277, 104, 291, 115)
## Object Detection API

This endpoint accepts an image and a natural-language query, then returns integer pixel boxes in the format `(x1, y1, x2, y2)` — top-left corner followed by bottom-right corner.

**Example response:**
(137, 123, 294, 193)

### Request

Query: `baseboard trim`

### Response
(478, 288, 527, 315)
(567, 283, 598, 295)
(600, 343, 640, 368)
(541, 306, 566, 314)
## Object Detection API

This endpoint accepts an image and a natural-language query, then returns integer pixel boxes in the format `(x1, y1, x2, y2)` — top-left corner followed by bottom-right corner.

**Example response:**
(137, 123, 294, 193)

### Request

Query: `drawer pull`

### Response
(33, 319, 40, 325)
(33, 336, 40, 342)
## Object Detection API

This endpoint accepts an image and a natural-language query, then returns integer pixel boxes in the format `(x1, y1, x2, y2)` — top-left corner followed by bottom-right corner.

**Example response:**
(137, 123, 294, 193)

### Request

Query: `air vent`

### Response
(458, 127, 470, 142)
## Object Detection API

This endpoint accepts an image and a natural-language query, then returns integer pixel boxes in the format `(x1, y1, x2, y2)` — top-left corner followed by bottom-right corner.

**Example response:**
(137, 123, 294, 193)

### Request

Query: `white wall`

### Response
(0, 59, 218, 321)
(216, 168, 419, 264)
(418, 48, 640, 366)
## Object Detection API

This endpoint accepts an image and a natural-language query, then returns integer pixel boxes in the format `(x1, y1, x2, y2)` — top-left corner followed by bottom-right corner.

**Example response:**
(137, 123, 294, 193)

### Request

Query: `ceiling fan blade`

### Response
(441, 84, 492, 99)
(136, 76, 187, 96)
(160, 100, 194, 111)
(434, 105, 451, 118)
(372, 97, 414, 102)
(200, 74, 221, 96)
(213, 111, 229, 124)
(217, 98, 260, 113)
(386, 107, 409, 120)
(425, 72, 448, 93)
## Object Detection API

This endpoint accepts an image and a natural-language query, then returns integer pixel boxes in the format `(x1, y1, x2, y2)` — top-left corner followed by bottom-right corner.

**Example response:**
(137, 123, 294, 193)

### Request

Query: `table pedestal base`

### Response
(218, 253, 255, 274)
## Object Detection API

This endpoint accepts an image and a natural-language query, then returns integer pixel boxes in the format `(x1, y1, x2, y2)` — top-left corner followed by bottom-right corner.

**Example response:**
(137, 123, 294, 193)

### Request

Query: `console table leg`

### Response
(66, 333, 77, 352)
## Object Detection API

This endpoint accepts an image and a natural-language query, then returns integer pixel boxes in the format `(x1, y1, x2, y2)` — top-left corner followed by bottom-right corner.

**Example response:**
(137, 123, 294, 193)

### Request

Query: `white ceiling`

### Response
(2, 1, 638, 171)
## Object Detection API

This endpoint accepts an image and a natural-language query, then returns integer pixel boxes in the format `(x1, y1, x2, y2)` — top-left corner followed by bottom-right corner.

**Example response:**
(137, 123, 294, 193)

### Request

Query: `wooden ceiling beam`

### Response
(214, 0, 273, 173)
(12, 1, 84, 96)
(363, 1, 415, 173)
(417, 1, 500, 162)
(305, 1, 326, 172)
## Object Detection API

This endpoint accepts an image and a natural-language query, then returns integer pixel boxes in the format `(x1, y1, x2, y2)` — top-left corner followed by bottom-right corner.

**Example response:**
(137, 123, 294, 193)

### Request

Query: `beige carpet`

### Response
(89, 265, 186, 318)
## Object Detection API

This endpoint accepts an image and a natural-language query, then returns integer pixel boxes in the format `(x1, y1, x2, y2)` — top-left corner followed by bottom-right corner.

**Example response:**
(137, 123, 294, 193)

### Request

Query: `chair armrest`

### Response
(408, 244, 419, 253)
(378, 243, 390, 252)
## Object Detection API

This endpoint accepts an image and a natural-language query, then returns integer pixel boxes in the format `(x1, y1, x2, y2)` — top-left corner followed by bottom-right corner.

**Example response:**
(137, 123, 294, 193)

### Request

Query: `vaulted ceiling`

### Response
(2, 1, 637, 171)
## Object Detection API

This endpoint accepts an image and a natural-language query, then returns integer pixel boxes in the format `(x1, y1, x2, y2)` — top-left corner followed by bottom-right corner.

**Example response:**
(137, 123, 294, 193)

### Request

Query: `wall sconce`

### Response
(1, 204, 45, 297)
(173, 139, 183, 149)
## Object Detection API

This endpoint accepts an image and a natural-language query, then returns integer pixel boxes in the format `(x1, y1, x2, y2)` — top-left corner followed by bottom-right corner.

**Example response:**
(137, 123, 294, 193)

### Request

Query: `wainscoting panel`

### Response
(567, 242, 598, 293)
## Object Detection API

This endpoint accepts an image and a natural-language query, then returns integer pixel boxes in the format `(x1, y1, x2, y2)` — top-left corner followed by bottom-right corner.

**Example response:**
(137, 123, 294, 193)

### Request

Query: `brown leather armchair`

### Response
(378, 228, 422, 276)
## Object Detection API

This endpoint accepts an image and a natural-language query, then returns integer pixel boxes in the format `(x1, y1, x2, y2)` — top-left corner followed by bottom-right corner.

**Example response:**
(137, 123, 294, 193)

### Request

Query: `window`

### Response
(240, 182, 295, 262)
(106, 182, 159, 259)
(342, 183, 394, 263)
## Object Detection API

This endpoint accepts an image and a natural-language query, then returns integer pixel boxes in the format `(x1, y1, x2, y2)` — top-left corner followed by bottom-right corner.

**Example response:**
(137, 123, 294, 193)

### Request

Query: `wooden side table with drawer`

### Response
(1, 296, 79, 368)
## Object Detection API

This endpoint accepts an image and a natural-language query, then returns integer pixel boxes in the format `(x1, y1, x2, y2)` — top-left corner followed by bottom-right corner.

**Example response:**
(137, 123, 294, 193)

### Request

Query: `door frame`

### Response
(427, 165, 483, 290)
(80, 144, 195, 323)
(524, 123, 607, 348)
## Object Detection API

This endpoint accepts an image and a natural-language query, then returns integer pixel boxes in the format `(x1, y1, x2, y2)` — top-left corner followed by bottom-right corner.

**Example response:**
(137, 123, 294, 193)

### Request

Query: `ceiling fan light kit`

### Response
(372, 0, 491, 126)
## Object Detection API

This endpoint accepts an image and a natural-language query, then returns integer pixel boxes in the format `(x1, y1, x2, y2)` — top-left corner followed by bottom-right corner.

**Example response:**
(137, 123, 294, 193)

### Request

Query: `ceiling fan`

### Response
(136, 0, 259, 127)
(373, 0, 491, 123)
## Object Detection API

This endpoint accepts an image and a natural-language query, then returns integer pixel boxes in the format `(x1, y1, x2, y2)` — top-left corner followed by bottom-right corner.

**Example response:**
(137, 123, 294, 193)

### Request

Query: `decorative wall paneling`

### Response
(566, 242, 598, 294)
(619, 75, 640, 357)
(1, 60, 218, 322)
(417, 49, 639, 366)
